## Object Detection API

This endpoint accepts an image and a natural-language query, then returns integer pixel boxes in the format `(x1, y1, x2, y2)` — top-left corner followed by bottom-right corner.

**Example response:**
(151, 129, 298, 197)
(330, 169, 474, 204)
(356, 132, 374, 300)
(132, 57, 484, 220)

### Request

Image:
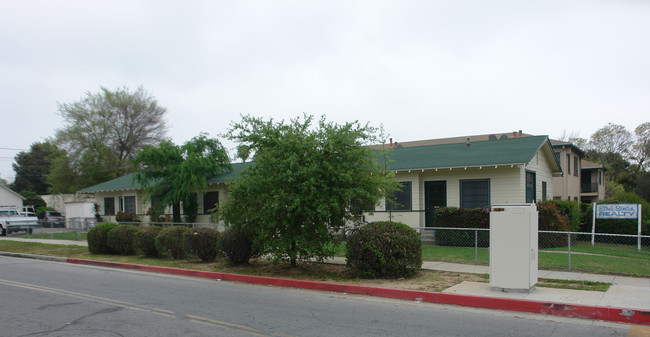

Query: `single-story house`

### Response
(79, 135, 561, 229)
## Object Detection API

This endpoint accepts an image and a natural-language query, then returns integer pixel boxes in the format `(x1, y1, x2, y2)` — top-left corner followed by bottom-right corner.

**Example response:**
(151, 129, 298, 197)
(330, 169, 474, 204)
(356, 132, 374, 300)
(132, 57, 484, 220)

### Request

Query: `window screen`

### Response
(460, 179, 490, 208)
(386, 181, 412, 211)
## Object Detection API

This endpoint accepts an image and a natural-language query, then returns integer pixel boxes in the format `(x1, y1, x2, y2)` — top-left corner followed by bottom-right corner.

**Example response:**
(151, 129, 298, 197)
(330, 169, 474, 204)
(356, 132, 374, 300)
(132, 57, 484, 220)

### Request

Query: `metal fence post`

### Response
(474, 229, 478, 265)
(567, 232, 571, 271)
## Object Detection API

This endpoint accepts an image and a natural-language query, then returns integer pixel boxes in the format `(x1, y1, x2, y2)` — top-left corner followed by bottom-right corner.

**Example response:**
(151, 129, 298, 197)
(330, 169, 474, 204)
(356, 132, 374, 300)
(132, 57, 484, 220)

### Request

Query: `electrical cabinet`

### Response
(489, 204, 538, 293)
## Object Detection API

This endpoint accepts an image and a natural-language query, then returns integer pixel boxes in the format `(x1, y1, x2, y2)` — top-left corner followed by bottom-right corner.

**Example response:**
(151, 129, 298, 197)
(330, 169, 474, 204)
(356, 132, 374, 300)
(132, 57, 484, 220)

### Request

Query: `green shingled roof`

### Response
(78, 136, 558, 193)
(79, 162, 251, 193)
(386, 135, 556, 171)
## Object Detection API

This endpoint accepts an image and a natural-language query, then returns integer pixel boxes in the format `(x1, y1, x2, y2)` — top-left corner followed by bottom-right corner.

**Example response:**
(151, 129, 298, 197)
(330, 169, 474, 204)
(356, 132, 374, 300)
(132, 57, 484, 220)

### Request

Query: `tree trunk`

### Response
(172, 201, 181, 223)
(290, 241, 297, 268)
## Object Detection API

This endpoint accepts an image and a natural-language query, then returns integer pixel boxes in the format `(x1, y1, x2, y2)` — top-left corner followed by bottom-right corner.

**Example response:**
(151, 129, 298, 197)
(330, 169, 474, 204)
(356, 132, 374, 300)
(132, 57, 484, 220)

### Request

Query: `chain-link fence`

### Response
(416, 227, 650, 275)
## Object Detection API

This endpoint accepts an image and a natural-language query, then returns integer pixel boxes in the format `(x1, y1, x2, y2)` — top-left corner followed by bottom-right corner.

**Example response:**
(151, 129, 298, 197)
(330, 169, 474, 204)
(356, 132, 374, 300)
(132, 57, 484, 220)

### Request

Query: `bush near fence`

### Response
(435, 201, 574, 248)
(434, 207, 490, 247)
(537, 201, 571, 248)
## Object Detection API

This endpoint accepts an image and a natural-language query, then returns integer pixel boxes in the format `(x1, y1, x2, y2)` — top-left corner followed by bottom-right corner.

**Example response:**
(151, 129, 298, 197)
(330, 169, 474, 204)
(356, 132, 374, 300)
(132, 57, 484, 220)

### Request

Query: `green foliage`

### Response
(107, 225, 140, 255)
(346, 221, 422, 278)
(638, 172, 650, 203)
(92, 203, 104, 222)
(184, 227, 220, 262)
(115, 211, 140, 223)
(133, 133, 231, 223)
(182, 195, 198, 223)
(12, 141, 63, 195)
(549, 200, 582, 231)
(87, 222, 120, 254)
(219, 229, 254, 264)
(17, 190, 46, 210)
(221, 114, 396, 267)
(434, 207, 490, 247)
(134, 226, 162, 257)
(537, 201, 570, 248)
(155, 226, 191, 259)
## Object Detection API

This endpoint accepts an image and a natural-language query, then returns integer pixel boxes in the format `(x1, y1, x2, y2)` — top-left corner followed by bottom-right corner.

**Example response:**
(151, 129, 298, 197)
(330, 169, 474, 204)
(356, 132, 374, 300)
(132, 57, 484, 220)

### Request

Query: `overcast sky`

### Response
(1, 0, 648, 183)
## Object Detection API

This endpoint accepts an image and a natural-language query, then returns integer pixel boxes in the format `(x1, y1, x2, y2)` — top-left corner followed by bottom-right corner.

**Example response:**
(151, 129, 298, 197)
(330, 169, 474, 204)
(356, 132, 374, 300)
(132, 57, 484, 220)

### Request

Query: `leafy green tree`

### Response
(18, 190, 46, 210)
(12, 141, 64, 194)
(53, 86, 168, 191)
(220, 114, 396, 267)
(133, 133, 231, 223)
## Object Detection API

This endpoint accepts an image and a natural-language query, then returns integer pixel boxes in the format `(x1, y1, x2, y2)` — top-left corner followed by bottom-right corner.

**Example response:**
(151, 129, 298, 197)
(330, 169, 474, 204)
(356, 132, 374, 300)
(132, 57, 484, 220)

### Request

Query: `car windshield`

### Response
(49, 212, 62, 216)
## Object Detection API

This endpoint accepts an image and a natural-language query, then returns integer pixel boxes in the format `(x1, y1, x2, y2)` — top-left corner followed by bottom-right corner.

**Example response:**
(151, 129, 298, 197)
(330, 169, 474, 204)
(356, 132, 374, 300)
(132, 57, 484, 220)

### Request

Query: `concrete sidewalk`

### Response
(2, 236, 649, 323)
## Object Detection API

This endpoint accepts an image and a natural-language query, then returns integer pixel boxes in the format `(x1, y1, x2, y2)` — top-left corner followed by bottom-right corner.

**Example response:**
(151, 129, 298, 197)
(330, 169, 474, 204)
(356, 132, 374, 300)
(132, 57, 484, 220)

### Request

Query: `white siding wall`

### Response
(0, 187, 23, 208)
(525, 151, 555, 202)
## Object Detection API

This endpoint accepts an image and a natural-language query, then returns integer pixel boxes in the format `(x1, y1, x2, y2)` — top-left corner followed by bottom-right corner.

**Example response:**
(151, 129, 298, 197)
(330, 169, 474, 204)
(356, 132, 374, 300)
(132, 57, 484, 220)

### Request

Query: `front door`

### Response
(425, 181, 446, 227)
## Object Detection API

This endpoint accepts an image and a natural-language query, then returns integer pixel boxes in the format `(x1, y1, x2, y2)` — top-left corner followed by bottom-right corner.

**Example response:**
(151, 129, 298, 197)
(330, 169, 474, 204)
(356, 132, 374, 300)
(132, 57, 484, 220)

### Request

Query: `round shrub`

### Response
(87, 222, 120, 254)
(184, 227, 220, 262)
(155, 226, 191, 259)
(135, 226, 162, 257)
(219, 229, 253, 265)
(107, 225, 140, 255)
(346, 221, 422, 278)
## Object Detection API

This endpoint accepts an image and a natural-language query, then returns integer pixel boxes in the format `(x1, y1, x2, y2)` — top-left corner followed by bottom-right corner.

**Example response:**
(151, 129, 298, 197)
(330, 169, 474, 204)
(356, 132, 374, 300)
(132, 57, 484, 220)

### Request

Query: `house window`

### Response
(574, 156, 579, 177)
(119, 196, 136, 214)
(554, 152, 561, 167)
(386, 181, 412, 211)
(203, 191, 219, 214)
(566, 154, 571, 174)
(460, 179, 490, 208)
(526, 171, 536, 203)
(542, 182, 547, 201)
(104, 197, 115, 216)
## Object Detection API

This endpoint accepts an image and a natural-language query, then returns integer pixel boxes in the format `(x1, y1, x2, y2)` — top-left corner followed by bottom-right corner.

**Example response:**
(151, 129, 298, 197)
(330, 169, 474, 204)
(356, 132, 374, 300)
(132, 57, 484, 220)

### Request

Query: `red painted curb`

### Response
(66, 258, 650, 326)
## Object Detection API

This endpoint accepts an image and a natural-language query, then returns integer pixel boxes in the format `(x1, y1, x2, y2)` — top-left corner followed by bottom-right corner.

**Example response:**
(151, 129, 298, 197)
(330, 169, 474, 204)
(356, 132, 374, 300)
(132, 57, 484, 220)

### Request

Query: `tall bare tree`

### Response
(53, 86, 168, 191)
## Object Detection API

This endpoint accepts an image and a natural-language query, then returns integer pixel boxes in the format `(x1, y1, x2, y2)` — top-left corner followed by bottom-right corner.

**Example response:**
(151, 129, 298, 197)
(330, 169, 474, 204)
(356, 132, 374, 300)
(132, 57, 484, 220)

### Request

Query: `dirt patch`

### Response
(169, 258, 488, 293)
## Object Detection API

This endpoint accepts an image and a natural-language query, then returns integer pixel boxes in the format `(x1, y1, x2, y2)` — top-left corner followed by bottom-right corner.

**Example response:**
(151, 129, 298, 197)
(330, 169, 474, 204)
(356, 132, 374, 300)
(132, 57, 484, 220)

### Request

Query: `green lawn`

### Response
(338, 242, 650, 277)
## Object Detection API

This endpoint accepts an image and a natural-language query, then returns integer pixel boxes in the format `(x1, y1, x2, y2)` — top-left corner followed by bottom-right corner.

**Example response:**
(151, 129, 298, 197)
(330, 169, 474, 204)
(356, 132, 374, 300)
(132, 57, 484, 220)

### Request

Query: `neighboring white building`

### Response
(0, 185, 25, 208)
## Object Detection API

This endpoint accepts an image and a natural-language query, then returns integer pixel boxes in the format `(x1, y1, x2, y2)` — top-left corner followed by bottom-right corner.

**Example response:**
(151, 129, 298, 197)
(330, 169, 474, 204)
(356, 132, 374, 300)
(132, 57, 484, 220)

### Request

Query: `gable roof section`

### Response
(78, 173, 141, 193)
(79, 162, 251, 193)
(386, 135, 561, 172)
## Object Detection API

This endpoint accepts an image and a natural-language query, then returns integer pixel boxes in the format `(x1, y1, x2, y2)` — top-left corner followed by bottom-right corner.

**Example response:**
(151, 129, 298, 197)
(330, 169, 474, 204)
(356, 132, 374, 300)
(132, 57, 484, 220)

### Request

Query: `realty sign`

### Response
(596, 204, 639, 219)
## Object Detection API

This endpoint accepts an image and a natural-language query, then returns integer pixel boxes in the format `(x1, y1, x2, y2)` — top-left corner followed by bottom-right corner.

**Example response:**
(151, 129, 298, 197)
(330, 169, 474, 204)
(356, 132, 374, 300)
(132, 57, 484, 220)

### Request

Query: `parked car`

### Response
(40, 211, 65, 228)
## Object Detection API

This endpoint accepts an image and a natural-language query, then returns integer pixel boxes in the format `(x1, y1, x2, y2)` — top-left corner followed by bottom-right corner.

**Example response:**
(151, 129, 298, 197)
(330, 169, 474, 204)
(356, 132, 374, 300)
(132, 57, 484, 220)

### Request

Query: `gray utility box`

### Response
(489, 204, 538, 293)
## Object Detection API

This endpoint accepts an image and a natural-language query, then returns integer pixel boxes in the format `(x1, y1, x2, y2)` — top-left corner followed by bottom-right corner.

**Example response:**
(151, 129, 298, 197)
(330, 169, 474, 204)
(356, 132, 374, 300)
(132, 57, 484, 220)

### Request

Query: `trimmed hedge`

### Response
(107, 225, 140, 255)
(87, 222, 120, 254)
(155, 226, 192, 259)
(219, 229, 254, 265)
(434, 207, 489, 247)
(537, 201, 570, 248)
(346, 221, 422, 278)
(185, 227, 220, 262)
(135, 226, 162, 257)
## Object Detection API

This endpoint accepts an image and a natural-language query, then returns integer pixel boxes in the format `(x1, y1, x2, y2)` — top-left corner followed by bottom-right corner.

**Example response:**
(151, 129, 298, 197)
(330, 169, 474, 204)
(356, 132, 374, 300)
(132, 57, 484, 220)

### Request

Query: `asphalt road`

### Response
(0, 256, 632, 337)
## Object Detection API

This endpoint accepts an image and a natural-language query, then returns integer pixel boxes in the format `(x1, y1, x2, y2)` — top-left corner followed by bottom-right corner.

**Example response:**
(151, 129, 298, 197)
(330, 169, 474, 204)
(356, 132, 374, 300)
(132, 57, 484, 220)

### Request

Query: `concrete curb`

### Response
(0, 251, 68, 263)
(64, 258, 650, 326)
